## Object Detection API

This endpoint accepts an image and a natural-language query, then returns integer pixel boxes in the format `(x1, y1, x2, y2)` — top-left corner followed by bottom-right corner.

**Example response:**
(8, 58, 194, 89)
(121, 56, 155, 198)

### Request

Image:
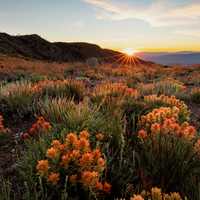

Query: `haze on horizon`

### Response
(1, 0, 200, 52)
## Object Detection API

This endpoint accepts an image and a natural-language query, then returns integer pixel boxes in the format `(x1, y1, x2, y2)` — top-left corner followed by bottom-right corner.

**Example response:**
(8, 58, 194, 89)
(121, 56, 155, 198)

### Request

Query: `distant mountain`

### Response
(136, 52, 200, 65)
(0, 33, 148, 64)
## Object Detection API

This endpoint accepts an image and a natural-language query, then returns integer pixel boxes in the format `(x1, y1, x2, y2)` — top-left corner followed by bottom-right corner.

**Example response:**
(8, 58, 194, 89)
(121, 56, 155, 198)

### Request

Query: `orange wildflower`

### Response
(103, 182, 112, 193)
(78, 138, 90, 151)
(96, 181, 103, 190)
(97, 158, 105, 170)
(66, 133, 78, 147)
(92, 149, 101, 160)
(79, 152, 93, 167)
(51, 140, 61, 148)
(151, 123, 161, 134)
(81, 171, 99, 187)
(138, 130, 147, 139)
(36, 160, 49, 175)
(46, 147, 58, 159)
(60, 153, 71, 167)
(48, 172, 60, 185)
(70, 150, 80, 160)
(79, 130, 89, 139)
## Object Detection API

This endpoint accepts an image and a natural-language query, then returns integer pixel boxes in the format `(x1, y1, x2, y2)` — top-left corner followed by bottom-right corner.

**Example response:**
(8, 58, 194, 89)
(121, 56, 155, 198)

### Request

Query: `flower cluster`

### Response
(21, 116, 51, 139)
(93, 82, 139, 99)
(130, 187, 183, 200)
(138, 119, 196, 140)
(36, 130, 111, 194)
(139, 106, 180, 129)
(144, 95, 190, 121)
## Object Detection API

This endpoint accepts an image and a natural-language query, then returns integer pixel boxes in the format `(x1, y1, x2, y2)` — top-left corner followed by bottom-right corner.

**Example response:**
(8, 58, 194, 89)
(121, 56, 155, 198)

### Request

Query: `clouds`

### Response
(82, 0, 200, 28)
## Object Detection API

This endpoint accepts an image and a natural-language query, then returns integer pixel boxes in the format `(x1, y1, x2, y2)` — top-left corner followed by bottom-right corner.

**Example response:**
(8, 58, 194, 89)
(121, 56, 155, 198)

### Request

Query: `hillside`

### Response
(0, 33, 147, 64)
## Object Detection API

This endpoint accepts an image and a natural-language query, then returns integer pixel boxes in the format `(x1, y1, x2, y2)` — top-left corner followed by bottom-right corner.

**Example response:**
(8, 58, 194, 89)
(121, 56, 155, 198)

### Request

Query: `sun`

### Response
(122, 48, 138, 56)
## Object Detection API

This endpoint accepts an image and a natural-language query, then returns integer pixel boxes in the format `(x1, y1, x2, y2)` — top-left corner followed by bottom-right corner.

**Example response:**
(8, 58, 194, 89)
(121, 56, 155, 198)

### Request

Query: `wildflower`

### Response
(36, 160, 49, 175)
(96, 181, 103, 190)
(25, 117, 51, 138)
(103, 182, 112, 193)
(93, 149, 101, 160)
(79, 152, 93, 167)
(97, 158, 105, 170)
(43, 122, 51, 131)
(59, 144, 67, 152)
(80, 130, 89, 139)
(130, 195, 144, 200)
(70, 150, 80, 160)
(46, 147, 58, 159)
(66, 133, 78, 147)
(78, 137, 90, 151)
(183, 126, 196, 139)
(138, 129, 147, 139)
(60, 153, 71, 167)
(51, 140, 61, 148)
(47, 172, 60, 185)
(81, 171, 99, 187)
(151, 123, 161, 134)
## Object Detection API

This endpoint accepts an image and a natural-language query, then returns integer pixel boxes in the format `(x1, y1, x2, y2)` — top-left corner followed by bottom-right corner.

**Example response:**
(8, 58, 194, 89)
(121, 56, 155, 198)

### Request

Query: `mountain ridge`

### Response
(0, 32, 148, 64)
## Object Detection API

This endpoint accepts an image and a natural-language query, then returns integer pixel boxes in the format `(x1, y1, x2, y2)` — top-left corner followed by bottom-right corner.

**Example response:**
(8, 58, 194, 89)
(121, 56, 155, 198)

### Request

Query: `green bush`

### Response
(138, 133, 200, 199)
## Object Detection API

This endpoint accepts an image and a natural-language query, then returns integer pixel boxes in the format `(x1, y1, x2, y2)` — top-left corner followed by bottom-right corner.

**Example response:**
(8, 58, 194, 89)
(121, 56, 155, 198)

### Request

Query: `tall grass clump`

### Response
(37, 79, 86, 101)
(38, 97, 124, 149)
(0, 80, 39, 119)
(137, 78, 185, 97)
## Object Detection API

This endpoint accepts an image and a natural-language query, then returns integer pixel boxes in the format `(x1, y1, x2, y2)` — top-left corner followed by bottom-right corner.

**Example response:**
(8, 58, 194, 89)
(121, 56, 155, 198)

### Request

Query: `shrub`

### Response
(137, 79, 185, 96)
(21, 116, 52, 140)
(92, 82, 138, 101)
(39, 97, 125, 149)
(37, 79, 86, 101)
(0, 81, 38, 119)
(137, 115, 200, 199)
(20, 131, 111, 199)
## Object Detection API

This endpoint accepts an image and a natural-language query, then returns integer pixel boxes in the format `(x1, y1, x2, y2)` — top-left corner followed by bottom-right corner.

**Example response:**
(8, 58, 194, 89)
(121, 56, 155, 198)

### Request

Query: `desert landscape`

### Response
(0, 1, 200, 200)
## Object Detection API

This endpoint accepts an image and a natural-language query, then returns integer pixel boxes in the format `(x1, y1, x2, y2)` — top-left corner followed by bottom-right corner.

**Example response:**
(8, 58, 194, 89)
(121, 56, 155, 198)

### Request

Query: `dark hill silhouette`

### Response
(0, 33, 148, 64)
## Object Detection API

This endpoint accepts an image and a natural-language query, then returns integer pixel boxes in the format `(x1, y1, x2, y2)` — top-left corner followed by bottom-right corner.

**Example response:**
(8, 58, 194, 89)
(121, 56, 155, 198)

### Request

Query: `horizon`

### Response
(1, 0, 200, 52)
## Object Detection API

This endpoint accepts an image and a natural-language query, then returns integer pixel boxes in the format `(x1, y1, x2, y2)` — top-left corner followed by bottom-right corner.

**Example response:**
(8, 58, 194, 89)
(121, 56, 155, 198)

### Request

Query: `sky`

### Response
(0, 0, 200, 52)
